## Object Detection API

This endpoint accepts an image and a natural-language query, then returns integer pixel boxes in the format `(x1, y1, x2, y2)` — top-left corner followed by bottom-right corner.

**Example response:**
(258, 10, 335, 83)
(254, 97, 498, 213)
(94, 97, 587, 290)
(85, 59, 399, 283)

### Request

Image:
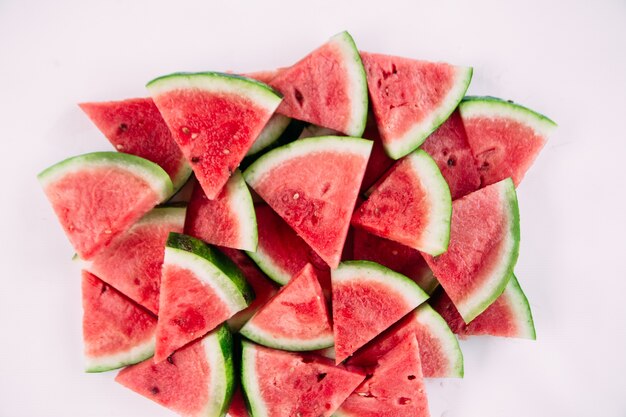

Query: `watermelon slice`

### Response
(147, 72, 282, 199)
(422, 178, 520, 323)
(155, 233, 253, 362)
(82, 271, 157, 372)
(241, 341, 366, 417)
(332, 261, 429, 363)
(240, 263, 334, 351)
(116, 325, 234, 417)
(360, 115, 395, 192)
(361, 52, 472, 159)
(82, 206, 185, 314)
(352, 149, 452, 256)
(79, 98, 192, 192)
(246, 114, 292, 156)
(244, 136, 372, 268)
(185, 170, 257, 252)
(227, 387, 250, 417)
(459, 96, 556, 187)
(269, 31, 368, 136)
(432, 275, 536, 339)
(38, 152, 173, 259)
(335, 333, 430, 417)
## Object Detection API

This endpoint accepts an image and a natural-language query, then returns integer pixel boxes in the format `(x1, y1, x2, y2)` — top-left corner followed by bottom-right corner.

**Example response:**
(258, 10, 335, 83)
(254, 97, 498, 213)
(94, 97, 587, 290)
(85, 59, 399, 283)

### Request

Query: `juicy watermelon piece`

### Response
(241, 341, 366, 417)
(79, 98, 192, 192)
(335, 333, 430, 417)
(361, 52, 472, 159)
(422, 178, 520, 323)
(240, 263, 333, 351)
(185, 170, 257, 252)
(82, 271, 157, 372)
(269, 31, 368, 136)
(116, 325, 234, 417)
(155, 233, 253, 362)
(432, 275, 536, 339)
(352, 149, 452, 256)
(332, 261, 429, 363)
(38, 152, 172, 259)
(459, 96, 556, 187)
(421, 109, 481, 199)
(82, 206, 185, 314)
(147, 72, 282, 199)
(227, 387, 250, 417)
(360, 115, 395, 192)
(246, 114, 291, 157)
(244, 137, 372, 268)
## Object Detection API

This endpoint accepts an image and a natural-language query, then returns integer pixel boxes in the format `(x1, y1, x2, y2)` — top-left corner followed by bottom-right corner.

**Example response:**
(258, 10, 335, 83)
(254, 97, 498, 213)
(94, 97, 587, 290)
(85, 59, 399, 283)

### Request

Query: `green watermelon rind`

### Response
(169, 160, 193, 196)
(240, 340, 270, 417)
(246, 114, 292, 157)
(199, 325, 236, 417)
(226, 170, 258, 252)
(85, 337, 156, 373)
(502, 275, 536, 340)
(245, 245, 292, 286)
(239, 316, 334, 352)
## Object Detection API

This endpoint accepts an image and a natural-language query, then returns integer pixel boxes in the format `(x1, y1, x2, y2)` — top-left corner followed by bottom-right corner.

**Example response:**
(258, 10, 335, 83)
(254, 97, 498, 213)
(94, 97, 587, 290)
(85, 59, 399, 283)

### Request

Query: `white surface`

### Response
(1, 1, 625, 416)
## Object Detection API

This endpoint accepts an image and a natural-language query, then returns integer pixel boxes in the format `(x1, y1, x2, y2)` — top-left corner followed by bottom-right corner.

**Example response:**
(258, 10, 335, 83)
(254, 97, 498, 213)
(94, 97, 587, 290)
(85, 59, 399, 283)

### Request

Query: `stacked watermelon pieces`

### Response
(39, 31, 555, 417)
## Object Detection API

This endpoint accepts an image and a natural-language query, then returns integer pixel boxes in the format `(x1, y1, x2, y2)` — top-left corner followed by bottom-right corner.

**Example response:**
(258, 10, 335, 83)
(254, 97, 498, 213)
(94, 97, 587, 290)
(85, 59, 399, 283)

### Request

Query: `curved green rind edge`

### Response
(239, 324, 334, 352)
(460, 96, 557, 131)
(139, 204, 187, 223)
(240, 119, 305, 171)
(506, 275, 536, 340)
(229, 170, 258, 252)
(210, 324, 236, 417)
(170, 161, 193, 196)
(240, 340, 266, 417)
(246, 115, 292, 157)
(334, 31, 368, 137)
(245, 247, 291, 286)
(85, 341, 155, 373)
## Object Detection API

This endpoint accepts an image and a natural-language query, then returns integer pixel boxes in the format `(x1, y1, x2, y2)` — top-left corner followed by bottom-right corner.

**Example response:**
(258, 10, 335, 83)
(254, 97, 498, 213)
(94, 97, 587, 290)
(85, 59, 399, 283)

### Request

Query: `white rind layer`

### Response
(85, 336, 155, 373)
(240, 320, 334, 352)
(245, 245, 291, 285)
(241, 342, 270, 417)
(225, 170, 258, 252)
(198, 330, 229, 417)
(502, 275, 536, 340)
(246, 114, 291, 156)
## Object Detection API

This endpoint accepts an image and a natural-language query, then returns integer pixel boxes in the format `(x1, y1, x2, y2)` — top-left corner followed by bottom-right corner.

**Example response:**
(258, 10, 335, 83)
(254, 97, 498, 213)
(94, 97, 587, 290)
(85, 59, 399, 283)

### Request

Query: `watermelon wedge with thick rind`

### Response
(38, 152, 173, 259)
(244, 136, 372, 269)
(422, 178, 520, 323)
(332, 261, 429, 363)
(116, 325, 234, 417)
(361, 51, 472, 159)
(147, 72, 282, 199)
(154, 233, 253, 362)
(459, 96, 556, 187)
(241, 341, 366, 417)
(82, 271, 157, 373)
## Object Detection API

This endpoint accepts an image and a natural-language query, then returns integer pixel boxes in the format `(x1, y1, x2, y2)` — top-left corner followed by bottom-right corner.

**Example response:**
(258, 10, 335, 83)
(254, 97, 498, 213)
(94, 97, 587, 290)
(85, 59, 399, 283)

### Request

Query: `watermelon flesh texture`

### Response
(360, 115, 395, 192)
(82, 271, 157, 372)
(226, 387, 250, 417)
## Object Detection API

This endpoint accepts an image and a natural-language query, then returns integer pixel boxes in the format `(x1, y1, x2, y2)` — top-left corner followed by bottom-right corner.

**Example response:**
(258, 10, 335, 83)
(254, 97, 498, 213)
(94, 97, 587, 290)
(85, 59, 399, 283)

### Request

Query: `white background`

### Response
(1, 0, 625, 416)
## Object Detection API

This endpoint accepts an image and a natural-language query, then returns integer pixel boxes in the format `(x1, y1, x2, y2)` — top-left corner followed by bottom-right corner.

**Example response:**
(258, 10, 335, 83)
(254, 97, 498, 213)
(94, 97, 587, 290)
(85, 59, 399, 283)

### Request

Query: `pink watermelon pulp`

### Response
(227, 387, 250, 417)
(360, 116, 395, 192)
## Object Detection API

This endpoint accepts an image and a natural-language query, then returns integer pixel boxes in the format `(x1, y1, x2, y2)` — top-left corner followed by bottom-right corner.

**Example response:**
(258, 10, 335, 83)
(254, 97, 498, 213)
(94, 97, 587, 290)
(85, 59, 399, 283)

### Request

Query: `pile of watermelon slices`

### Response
(39, 31, 555, 417)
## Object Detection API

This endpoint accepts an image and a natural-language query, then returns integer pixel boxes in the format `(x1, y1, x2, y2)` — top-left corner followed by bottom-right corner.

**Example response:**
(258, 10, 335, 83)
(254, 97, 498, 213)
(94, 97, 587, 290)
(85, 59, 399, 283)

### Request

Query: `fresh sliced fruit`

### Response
(269, 31, 368, 136)
(240, 264, 333, 351)
(155, 233, 253, 362)
(244, 136, 372, 268)
(82, 206, 185, 314)
(38, 152, 172, 259)
(361, 51, 472, 159)
(241, 341, 365, 417)
(82, 271, 157, 372)
(422, 178, 520, 323)
(116, 325, 234, 417)
(79, 97, 192, 192)
(226, 387, 250, 417)
(352, 149, 452, 256)
(147, 72, 282, 199)
(360, 115, 395, 192)
(298, 124, 342, 139)
(332, 261, 429, 363)
(246, 114, 292, 157)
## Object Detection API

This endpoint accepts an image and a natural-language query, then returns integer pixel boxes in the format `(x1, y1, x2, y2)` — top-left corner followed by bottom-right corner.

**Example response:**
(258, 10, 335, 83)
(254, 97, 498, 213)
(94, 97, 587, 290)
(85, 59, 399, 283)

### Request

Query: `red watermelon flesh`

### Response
(360, 115, 395, 192)
(227, 387, 250, 417)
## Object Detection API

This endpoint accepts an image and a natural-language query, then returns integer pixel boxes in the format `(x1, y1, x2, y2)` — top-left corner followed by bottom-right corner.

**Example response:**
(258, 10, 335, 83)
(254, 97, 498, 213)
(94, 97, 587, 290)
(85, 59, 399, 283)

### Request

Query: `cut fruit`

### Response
(244, 136, 372, 269)
(116, 325, 234, 417)
(422, 178, 520, 323)
(352, 149, 452, 256)
(79, 97, 192, 192)
(82, 206, 186, 314)
(360, 115, 395, 192)
(431, 275, 536, 339)
(241, 341, 366, 417)
(240, 264, 334, 351)
(361, 51, 472, 159)
(185, 171, 257, 252)
(246, 114, 292, 157)
(269, 31, 368, 136)
(82, 271, 157, 372)
(155, 233, 253, 362)
(227, 387, 250, 417)
(332, 261, 429, 363)
(38, 152, 172, 259)
(298, 124, 342, 139)
(147, 71, 282, 199)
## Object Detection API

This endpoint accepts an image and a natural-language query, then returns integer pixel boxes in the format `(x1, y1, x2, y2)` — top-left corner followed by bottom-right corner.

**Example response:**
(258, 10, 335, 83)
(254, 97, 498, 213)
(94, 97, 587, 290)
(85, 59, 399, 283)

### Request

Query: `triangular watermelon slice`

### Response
(422, 178, 520, 323)
(240, 263, 334, 351)
(241, 341, 366, 417)
(332, 261, 429, 363)
(116, 325, 234, 417)
(155, 233, 253, 362)
(147, 72, 282, 199)
(361, 51, 472, 159)
(269, 31, 368, 136)
(81, 271, 157, 372)
(79, 97, 192, 192)
(38, 152, 173, 259)
(244, 136, 372, 268)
